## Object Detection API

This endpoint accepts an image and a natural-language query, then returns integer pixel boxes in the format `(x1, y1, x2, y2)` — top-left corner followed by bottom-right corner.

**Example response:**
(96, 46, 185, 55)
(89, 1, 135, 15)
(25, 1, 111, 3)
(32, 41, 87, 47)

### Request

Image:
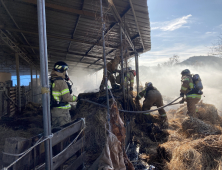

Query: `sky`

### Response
(139, 0, 222, 66)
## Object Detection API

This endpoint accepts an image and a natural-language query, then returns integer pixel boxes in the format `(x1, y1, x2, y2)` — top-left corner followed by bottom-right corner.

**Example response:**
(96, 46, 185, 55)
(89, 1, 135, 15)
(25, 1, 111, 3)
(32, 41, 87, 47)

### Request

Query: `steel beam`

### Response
(15, 53, 21, 112)
(65, 0, 85, 59)
(87, 48, 116, 68)
(0, 29, 35, 66)
(19, 44, 114, 61)
(135, 52, 139, 95)
(18, 0, 112, 20)
(120, 25, 125, 109)
(129, 0, 144, 50)
(100, 0, 110, 131)
(30, 66, 33, 102)
(37, 0, 53, 169)
(0, 0, 36, 54)
(0, 25, 117, 49)
(36, 68, 38, 103)
(107, 0, 135, 50)
(78, 5, 131, 63)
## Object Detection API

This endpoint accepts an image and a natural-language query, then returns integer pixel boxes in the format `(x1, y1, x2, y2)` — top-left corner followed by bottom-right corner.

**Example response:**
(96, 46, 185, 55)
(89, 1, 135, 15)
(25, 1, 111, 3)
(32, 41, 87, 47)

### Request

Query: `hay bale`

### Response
(174, 105, 187, 118)
(193, 135, 222, 169)
(168, 118, 182, 130)
(195, 102, 221, 124)
(73, 100, 108, 167)
(158, 141, 184, 161)
(166, 144, 202, 170)
(182, 117, 221, 136)
(167, 129, 185, 142)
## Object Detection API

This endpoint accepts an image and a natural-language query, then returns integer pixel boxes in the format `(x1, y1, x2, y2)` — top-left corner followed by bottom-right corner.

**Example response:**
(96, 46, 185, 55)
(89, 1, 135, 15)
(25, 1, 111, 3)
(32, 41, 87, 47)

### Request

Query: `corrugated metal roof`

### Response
(0, 0, 151, 72)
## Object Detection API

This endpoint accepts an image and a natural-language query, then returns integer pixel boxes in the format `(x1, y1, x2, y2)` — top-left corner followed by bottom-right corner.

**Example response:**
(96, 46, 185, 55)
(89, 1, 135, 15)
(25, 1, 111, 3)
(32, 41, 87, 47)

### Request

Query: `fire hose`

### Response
(80, 96, 182, 114)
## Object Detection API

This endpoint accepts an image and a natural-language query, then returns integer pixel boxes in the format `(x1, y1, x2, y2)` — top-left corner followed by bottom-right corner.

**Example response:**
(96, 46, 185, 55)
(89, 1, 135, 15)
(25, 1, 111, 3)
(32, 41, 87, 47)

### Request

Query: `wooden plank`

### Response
(2, 137, 32, 170)
(65, 151, 85, 170)
(53, 137, 85, 170)
(37, 137, 85, 170)
(52, 119, 83, 146)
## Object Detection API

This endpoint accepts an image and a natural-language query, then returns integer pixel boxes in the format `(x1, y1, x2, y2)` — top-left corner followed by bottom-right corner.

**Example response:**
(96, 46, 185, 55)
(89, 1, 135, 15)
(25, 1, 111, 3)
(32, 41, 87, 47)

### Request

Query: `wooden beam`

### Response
(52, 119, 83, 146)
(37, 137, 85, 170)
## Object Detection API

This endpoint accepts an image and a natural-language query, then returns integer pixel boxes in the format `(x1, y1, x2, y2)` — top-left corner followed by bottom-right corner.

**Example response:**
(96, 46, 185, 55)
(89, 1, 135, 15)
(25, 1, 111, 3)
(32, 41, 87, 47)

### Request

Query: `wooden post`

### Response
(3, 137, 31, 170)
(15, 53, 21, 112)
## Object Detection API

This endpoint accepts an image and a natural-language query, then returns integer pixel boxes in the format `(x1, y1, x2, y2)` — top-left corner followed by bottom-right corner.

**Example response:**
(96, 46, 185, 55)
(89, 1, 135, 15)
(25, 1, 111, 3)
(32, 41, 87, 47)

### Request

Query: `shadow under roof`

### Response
(0, 0, 151, 72)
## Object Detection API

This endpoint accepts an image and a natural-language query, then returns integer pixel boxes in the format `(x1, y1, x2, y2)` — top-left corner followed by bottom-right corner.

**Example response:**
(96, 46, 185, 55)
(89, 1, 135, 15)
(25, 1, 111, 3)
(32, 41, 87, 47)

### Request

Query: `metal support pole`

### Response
(15, 53, 21, 112)
(37, 0, 53, 170)
(36, 69, 38, 103)
(120, 25, 125, 109)
(100, 0, 110, 131)
(135, 52, 139, 95)
(30, 66, 33, 102)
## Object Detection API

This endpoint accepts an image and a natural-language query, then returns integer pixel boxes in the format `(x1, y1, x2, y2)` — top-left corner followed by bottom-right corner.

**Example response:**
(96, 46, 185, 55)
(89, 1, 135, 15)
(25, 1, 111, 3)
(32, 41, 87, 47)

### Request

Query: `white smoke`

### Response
(68, 68, 103, 95)
(68, 63, 222, 115)
(139, 65, 222, 113)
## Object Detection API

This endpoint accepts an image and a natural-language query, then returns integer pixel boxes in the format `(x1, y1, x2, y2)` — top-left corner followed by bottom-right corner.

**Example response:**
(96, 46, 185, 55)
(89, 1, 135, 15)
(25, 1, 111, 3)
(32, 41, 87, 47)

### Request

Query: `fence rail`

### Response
(0, 81, 41, 117)
(2, 118, 85, 170)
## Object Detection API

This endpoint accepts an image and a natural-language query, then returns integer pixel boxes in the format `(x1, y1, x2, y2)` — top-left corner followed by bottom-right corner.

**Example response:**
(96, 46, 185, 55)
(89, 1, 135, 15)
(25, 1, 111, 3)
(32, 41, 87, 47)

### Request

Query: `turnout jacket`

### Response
(50, 70, 77, 109)
(137, 86, 157, 100)
(124, 71, 134, 89)
(180, 75, 201, 99)
(106, 56, 121, 73)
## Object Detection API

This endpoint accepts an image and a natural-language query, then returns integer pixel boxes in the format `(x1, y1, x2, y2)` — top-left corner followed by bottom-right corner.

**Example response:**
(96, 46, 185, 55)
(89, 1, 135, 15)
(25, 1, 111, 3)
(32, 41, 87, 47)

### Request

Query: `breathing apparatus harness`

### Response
(187, 74, 203, 95)
(50, 76, 73, 108)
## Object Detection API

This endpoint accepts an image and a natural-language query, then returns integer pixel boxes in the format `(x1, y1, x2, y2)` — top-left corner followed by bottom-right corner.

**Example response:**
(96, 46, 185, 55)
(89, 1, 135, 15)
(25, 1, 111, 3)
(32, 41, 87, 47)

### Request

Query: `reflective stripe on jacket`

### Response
(180, 75, 201, 99)
(51, 70, 77, 109)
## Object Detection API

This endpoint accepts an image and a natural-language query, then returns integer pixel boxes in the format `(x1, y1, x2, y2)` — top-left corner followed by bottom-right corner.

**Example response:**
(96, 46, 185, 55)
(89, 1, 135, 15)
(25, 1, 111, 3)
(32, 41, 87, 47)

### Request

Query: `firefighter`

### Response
(116, 67, 136, 96)
(180, 69, 201, 117)
(100, 55, 121, 90)
(50, 61, 77, 127)
(124, 67, 136, 96)
(136, 82, 167, 118)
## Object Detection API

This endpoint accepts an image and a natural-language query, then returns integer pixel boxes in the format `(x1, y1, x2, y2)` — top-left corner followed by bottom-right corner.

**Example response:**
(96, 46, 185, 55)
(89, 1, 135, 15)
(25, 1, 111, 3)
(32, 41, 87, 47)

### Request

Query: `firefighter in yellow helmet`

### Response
(136, 82, 167, 119)
(100, 55, 121, 90)
(180, 69, 201, 117)
(50, 61, 77, 127)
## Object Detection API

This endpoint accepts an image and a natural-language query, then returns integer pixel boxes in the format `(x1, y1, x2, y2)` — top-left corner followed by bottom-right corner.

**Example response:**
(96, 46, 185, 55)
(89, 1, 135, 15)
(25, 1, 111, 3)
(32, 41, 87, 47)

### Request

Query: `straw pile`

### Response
(148, 102, 222, 170)
(182, 116, 222, 136)
(73, 90, 138, 168)
(73, 100, 107, 167)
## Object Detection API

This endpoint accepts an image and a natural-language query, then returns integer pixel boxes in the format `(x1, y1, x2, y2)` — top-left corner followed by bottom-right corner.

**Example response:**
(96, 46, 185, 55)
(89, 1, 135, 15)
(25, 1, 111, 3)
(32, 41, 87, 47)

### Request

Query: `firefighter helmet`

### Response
(145, 82, 153, 88)
(54, 61, 69, 73)
(181, 69, 190, 76)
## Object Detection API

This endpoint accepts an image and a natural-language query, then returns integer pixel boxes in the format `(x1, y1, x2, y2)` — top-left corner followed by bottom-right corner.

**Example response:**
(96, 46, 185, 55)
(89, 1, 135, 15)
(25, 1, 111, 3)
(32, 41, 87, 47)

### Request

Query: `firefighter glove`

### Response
(179, 98, 185, 104)
(180, 93, 184, 97)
